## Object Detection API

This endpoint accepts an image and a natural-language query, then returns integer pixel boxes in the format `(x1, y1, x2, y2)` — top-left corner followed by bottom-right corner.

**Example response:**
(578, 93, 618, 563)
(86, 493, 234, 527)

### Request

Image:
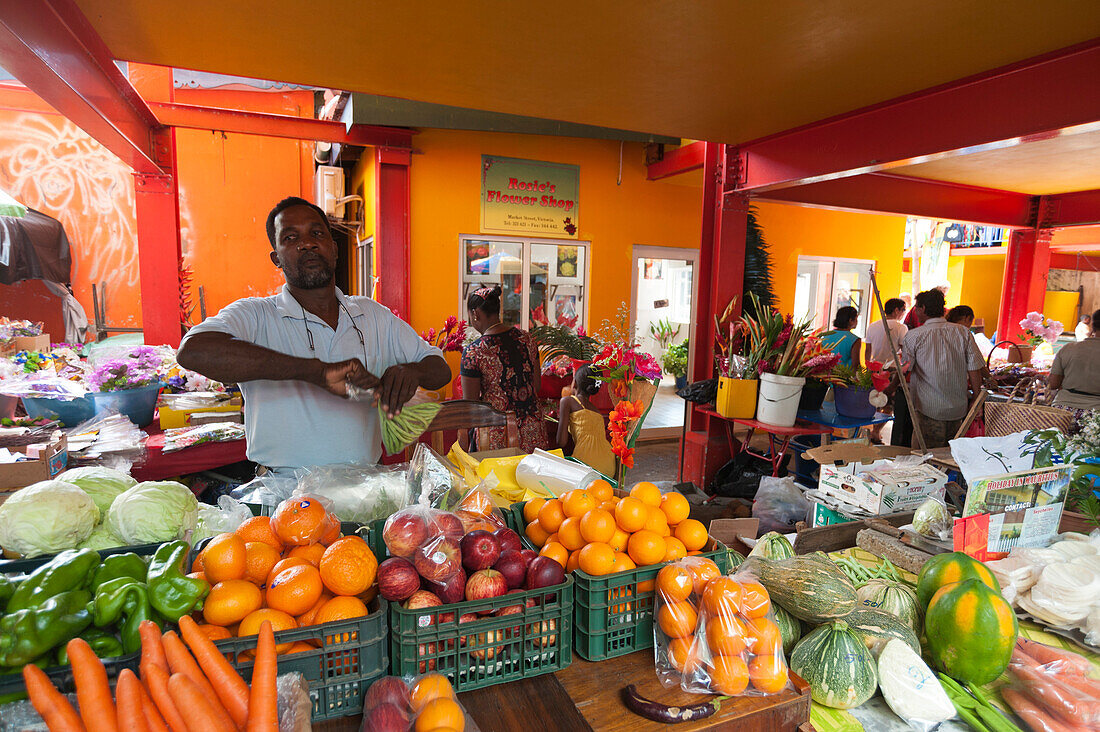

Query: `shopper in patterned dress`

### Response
(460, 286, 549, 452)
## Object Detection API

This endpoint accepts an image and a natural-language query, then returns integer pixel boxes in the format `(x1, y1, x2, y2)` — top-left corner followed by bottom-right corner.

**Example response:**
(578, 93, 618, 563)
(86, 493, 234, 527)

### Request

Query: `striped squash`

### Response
(790, 620, 878, 709)
(855, 579, 922, 636)
(915, 552, 1000, 608)
(843, 608, 920, 658)
(772, 603, 802, 654)
(748, 532, 795, 560)
(741, 555, 857, 623)
(925, 578, 1018, 685)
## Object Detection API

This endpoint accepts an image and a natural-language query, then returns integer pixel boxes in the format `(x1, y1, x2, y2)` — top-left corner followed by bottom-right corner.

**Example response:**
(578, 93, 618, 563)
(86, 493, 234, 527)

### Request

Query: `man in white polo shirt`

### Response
(177, 196, 451, 471)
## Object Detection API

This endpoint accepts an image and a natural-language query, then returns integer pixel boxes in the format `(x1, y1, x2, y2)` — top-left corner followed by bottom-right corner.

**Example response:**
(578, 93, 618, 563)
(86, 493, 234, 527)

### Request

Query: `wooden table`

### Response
(315, 650, 810, 731)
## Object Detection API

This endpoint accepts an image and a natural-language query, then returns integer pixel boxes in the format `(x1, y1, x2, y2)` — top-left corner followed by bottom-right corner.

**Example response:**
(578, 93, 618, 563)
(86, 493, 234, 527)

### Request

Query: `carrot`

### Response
(140, 620, 168, 675)
(160, 631, 239, 732)
(1002, 687, 1086, 732)
(22, 663, 87, 732)
(246, 621, 279, 732)
(166, 673, 236, 732)
(1017, 638, 1092, 675)
(1060, 674, 1100, 701)
(178, 615, 249, 728)
(1009, 663, 1100, 727)
(1012, 646, 1042, 669)
(67, 638, 118, 732)
(115, 669, 149, 732)
(143, 665, 189, 732)
(133, 674, 170, 732)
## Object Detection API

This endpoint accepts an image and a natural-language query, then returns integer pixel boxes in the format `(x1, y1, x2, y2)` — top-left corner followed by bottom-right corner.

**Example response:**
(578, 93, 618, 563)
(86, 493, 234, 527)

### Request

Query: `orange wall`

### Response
(955, 256, 1005, 329)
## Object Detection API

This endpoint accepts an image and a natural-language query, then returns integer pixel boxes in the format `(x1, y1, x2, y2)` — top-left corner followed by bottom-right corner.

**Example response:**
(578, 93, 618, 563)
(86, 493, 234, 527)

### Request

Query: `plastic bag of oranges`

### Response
(653, 559, 792, 697)
(361, 672, 483, 732)
(451, 482, 508, 533)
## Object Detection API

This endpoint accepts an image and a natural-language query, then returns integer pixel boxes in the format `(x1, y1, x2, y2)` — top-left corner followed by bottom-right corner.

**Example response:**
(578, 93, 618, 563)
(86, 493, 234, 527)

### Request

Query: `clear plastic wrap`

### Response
(383, 505, 465, 590)
(293, 463, 412, 525)
(407, 443, 467, 509)
(514, 449, 600, 495)
(877, 638, 955, 731)
(276, 671, 312, 732)
(66, 409, 147, 464)
(452, 481, 507, 533)
(194, 494, 253, 540)
(231, 473, 298, 509)
(0, 373, 87, 399)
(912, 495, 953, 541)
(360, 673, 482, 732)
(1007, 652, 1100, 729)
(161, 422, 245, 452)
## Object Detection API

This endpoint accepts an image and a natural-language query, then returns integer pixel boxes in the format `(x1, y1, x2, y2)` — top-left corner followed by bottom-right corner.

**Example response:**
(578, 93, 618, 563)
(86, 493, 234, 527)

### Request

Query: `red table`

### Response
(129, 418, 248, 482)
(694, 405, 831, 476)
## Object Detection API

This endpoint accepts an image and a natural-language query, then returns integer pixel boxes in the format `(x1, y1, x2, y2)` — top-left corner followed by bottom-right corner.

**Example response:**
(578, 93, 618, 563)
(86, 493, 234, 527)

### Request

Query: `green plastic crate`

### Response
(214, 598, 389, 721)
(0, 653, 141, 703)
(389, 578, 573, 691)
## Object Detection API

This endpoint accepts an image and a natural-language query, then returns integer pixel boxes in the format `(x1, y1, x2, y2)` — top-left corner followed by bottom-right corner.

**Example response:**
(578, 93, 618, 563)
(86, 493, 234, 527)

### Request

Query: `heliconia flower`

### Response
(443, 316, 458, 331)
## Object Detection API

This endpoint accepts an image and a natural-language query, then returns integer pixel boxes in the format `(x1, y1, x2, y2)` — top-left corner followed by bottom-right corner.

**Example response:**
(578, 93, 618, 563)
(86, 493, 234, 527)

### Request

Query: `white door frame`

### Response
(795, 255, 876, 336)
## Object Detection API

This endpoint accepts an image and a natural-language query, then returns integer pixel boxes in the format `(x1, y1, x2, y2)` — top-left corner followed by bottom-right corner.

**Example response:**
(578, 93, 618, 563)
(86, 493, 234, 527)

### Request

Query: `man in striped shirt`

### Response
(899, 289, 983, 449)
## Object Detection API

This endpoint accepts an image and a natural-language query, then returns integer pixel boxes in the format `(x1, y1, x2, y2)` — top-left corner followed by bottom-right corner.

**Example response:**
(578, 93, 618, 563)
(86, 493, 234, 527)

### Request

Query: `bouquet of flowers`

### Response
(541, 354, 574, 378)
(591, 343, 662, 399)
(420, 316, 469, 353)
(1019, 311, 1064, 347)
(782, 336, 841, 380)
(608, 399, 645, 469)
(86, 346, 162, 392)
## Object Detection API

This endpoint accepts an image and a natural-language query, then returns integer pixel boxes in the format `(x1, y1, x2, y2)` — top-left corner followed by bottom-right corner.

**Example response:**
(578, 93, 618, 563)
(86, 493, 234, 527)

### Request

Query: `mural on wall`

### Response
(0, 112, 141, 326)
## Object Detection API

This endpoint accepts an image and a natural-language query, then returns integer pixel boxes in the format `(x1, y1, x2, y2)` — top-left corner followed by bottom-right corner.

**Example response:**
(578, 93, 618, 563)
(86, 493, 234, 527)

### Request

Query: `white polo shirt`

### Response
(182, 286, 442, 470)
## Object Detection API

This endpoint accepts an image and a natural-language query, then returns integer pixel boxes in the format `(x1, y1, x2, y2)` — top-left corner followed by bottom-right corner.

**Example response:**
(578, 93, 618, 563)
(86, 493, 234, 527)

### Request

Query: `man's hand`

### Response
(319, 359, 378, 398)
(377, 364, 420, 416)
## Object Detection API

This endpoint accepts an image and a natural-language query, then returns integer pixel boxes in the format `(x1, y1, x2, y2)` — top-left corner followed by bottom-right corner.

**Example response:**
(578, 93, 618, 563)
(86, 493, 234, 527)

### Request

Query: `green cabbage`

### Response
(0, 480, 100, 557)
(106, 481, 198, 544)
(78, 522, 124, 550)
(57, 466, 137, 515)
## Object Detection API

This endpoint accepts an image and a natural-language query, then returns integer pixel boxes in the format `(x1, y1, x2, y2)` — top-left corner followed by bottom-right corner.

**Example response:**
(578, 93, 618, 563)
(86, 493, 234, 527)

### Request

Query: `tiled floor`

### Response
(641, 382, 687, 438)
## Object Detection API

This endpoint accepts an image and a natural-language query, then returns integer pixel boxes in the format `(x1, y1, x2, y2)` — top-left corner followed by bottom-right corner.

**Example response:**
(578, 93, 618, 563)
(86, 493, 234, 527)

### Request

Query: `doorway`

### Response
(793, 256, 875, 337)
(630, 245, 699, 438)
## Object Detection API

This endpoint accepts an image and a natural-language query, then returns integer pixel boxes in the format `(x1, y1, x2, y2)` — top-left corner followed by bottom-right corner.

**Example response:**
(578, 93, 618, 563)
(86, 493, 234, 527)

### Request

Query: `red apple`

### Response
(364, 676, 409, 712)
(383, 510, 429, 557)
(417, 642, 436, 673)
(363, 702, 407, 732)
(377, 557, 420, 602)
(465, 568, 507, 601)
(413, 537, 461, 583)
(525, 556, 565, 590)
(427, 567, 466, 604)
(403, 589, 442, 625)
(493, 549, 527, 589)
(457, 611, 479, 646)
(460, 530, 501, 572)
(469, 629, 503, 660)
(518, 549, 538, 567)
(432, 510, 464, 541)
(493, 527, 523, 553)
(494, 600, 524, 639)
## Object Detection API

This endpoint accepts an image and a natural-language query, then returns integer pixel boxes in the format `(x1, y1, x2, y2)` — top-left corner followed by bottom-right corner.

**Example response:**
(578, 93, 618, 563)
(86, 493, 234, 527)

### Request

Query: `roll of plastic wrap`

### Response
(515, 449, 600, 497)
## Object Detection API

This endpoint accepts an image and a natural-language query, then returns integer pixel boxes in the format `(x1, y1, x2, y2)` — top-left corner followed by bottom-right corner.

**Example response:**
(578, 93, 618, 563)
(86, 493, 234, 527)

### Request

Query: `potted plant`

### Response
(661, 339, 689, 390)
(830, 362, 891, 419)
(86, 346, 164, 427)
(649, 318, 680, 351)
(788, 337, 841, 411)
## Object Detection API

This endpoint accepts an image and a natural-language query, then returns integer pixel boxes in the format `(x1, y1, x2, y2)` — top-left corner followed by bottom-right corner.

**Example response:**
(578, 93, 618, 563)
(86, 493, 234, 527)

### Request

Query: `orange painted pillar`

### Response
(375, 147, 411, 320)
(996, 228, 1051, 344)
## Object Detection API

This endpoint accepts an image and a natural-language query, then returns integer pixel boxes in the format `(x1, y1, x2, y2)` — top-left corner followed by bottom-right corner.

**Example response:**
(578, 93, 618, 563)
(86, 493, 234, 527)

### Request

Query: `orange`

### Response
(577, 542, 616, 575)
(410, 672, 455, 712)
(525, 519, 550, 547)
(202, 533, 247, 583)
(288, 543, 326, 567)
(608, 528, 629, 553)
(194, 624, 232, 642)
(579, 509, 616, 544)
(707, 615, 748, 656)
(630, 481, 662, 507)
(668, 637, 702, 673)
(318, 536, 378, 596)
(656, 565, 693, 602)
(627, 530, 667, 566)
(537, 499, 565, 533)
(749, 654, 788, 693)
(204, 580, 263, 626)
(642, 506, 669, 535)
(267, 564, 324, 616)
(740, 581, 771, 618)
(674, 519, 709, 551)
(285, 642, 315, 655)
(663, 537, 687, 562)
(243, 542, 281, 585)
(562, 490, 596, 519)
(660, 492, 690, 525)
(565, 550, 582, 574)
(587, 479, 613, 503)
(615, 553, 636, 571)
(657, 600, 698, 639)
(746, 617, 782, 655)
(296, 593, 332, 626)
(557, 517, 585, 551)
(711, 654, 750, 696)
(638, 579, 656, 593)
(458, 489, 494, 516)
(414, 697, 465, 732)
(687, 558, 722, 596)
(314, 595, 369, 626)
(266, 557, 310, 586)
(187, 571, 207, 583)
(190, 552, 205, 574)
(545, 532, 559, 545)
(600, 500, 620, 513)
(523, 498, 545, 523)
(270, 497, 329, 546)
(319, 514, 341, 545)
(238, 608, 297, 653)
(539, 542, 569, 569)
(235, 516, 283, 550)
(702, 577, 744, 616)
(615, 497, 647, 533)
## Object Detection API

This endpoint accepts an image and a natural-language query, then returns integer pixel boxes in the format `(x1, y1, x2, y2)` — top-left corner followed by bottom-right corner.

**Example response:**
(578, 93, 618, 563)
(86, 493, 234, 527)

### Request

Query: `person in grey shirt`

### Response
(899, 289, 983, 449)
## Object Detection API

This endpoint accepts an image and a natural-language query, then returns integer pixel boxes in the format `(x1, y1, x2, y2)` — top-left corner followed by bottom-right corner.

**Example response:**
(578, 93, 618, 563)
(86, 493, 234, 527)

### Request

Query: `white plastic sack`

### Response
(515, 449, 600, 496)
(752, 476, 811, 534)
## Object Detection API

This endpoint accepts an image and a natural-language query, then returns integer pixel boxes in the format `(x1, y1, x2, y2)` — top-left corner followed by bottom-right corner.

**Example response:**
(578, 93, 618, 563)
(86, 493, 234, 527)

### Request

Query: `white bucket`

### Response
(756, 373, 806, 427)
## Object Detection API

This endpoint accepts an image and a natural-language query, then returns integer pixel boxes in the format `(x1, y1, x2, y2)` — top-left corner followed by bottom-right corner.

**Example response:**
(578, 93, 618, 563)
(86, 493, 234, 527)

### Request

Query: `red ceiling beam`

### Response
(1049, 252, 1100, 270)
(1046, 188, 1100, 227)
(0, 0, 164, 174)
(732, 40, 1100, 193)
(149, 102, 415, 147)
(647, 141, 705, 181)
(755, 172, 1035, 227)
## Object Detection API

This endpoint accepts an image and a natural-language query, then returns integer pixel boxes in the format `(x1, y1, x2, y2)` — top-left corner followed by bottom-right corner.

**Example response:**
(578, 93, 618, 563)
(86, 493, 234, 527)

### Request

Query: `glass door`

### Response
(793, 257, 874, 336)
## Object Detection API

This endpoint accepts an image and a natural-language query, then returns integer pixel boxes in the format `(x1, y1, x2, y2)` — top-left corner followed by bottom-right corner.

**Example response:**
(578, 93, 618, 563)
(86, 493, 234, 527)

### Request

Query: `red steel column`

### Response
(996, 227, 1052, 344)
(375, 147, 412, 320)
(133, 134, 184, 347)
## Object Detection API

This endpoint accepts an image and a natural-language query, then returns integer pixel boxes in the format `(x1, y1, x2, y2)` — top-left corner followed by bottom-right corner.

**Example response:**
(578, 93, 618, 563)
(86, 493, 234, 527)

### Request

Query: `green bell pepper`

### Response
(0, 576, 15, 608)
(56, 628, 125, 665)
(91, 553, 147, 592)
(146, 541, 208, 622)
(0, 658, 49, 705)
(0, 590, 92, 666)
(90, 577, 162, 655)
(6, 549, 100, 613)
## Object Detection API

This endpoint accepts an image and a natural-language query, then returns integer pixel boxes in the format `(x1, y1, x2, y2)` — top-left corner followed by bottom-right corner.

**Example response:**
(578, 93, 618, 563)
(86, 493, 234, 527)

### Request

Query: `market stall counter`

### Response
(129, 417, 247, 483)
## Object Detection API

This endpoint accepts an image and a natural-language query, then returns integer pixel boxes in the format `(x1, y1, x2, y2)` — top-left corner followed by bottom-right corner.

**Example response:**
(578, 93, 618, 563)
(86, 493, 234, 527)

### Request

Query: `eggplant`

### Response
(622, 684, 719, 723)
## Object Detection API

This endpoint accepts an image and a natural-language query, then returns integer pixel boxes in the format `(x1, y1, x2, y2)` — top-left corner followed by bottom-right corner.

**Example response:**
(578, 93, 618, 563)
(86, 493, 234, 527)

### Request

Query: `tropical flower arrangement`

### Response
(591, 343, 662, 399)
(419, 316, 469, 353)
(718, 293, 824, 379)
(1019, 311, 1064, 347)
(608, 399, 645, 470)
(86, 346, 162, 393)
(831, 361, 892, 408)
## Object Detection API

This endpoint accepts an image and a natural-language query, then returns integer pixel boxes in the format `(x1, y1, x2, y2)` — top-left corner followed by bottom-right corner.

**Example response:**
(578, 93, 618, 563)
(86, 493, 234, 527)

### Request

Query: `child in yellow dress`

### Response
(555, 365, 616, 478)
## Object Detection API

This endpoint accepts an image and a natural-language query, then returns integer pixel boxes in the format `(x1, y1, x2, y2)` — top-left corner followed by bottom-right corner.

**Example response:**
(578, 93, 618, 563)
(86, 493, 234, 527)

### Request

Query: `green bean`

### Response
(967, 684, 1023, 732)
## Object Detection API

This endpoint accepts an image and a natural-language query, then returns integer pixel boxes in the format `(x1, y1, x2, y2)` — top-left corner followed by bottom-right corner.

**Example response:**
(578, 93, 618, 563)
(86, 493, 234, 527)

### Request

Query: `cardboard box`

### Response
(708, 517, 759, 556)
(158, 395, 242, 429)
(0, 434, 67, 491)
(803, 443, 948, 515)
(810, 502, 858, 527)
(0, 334, 50, 356)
